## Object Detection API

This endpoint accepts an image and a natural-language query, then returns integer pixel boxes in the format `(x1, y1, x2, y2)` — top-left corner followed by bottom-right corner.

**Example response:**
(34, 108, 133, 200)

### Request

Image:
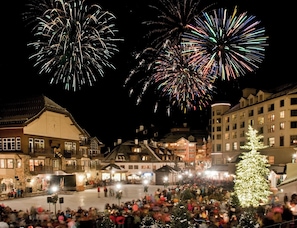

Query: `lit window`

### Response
(268, 114, 275, 122)
(268, 137, 275, 147)
(280, 122, 285, 130)
(239, 112, 245, 119)
(268, 125, 275, 133)
(258, 117, 264, 125)
(280, 111, 285, 118)
(226, 143, 230, 151)
(233, 142, 238, 150)
(232, 114, 237, 121)
(224, 133, 230, 140)
(232, 132, 237, 139)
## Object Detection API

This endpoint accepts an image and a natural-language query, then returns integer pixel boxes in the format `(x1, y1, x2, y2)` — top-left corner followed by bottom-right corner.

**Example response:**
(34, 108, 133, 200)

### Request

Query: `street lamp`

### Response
(47, 186, 59, 214)
(143, 179, 148, 193)
(163, 176, 168, 189)
(177, 174, 182, 185)
(115, 183, 122, 205)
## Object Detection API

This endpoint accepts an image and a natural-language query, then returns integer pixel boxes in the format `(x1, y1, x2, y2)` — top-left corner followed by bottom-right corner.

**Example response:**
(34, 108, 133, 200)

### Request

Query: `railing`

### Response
(29, 165, 53, 174)
(64, 165, 84, 172)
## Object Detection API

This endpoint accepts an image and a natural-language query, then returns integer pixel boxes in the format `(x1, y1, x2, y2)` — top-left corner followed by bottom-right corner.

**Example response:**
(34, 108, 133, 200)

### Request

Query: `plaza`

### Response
(0, 184, 161, 213)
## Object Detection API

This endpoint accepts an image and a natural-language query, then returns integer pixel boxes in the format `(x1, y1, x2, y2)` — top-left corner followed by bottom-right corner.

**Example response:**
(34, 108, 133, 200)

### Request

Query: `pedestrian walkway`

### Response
(0, 184, 161, 213)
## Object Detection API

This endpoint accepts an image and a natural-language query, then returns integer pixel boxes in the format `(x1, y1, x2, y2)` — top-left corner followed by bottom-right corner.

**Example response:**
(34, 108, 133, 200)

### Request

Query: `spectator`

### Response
(104, 186, 108, 197)
(109, 211, 117, 228)
(0, 215, 9, 228)
(115, 212, 125, 228)
(97, 186, 100, 198)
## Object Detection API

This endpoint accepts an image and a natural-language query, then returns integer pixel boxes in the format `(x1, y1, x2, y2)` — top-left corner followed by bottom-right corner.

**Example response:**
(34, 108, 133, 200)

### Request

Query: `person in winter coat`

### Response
(115, 212, 125, 228)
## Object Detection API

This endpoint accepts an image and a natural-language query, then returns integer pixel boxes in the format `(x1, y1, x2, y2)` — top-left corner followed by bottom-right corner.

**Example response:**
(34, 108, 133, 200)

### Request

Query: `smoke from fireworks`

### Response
(26, 0, 123, 91)
(182, 7, 269, 80)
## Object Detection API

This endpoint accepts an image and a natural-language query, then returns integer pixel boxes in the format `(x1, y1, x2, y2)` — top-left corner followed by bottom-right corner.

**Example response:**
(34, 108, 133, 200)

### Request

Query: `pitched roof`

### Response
(0, 94, 84, 133)
(101, 163, 122, 170)
(223, 82, 297, 115)
(154, 165, 179, 173)
(159, 128, 208, 144)
(103, 140, 162, 162)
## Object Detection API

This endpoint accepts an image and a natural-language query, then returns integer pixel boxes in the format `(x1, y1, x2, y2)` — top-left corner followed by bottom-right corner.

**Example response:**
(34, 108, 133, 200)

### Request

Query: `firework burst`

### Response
(27, 0, 123, 91)
(143, 0, 213, 49)
(125, 40, 216, 114)
(182, 7, 269, 80)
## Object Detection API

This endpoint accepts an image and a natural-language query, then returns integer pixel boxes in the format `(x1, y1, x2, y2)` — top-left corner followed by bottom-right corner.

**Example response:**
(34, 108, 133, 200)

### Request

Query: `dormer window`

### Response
(141, 156, 149, 161)
(249, 97, 253, 105)
(132, 147, 141, 153)
(239, 98, 246, 108)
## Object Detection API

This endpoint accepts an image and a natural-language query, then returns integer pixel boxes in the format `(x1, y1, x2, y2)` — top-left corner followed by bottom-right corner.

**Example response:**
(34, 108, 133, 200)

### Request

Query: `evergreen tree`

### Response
(234, 125, 271, 208)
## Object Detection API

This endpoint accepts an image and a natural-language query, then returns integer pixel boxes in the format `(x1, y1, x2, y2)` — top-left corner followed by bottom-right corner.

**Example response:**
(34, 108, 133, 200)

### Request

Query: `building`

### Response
(210, 82, 297, 180)
(0, 95, 104, 194)
(102, 138, 185, 185)
(157, 124, 211, 171)
(101, 123, 212, 185)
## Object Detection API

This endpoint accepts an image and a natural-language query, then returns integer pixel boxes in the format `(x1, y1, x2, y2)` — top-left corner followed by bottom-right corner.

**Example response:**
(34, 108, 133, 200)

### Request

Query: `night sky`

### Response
(1, 0, 294, 147)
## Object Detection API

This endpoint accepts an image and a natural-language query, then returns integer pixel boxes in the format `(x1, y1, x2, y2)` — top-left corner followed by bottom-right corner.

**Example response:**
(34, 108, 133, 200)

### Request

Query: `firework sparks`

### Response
(125, 40, 216, 113)
(27, 0, 123, 91)
(125, 0, 214, 113)
(143, 0, 213, 50)
(153, 42, 216, 113)
(182, 7, 269, 80)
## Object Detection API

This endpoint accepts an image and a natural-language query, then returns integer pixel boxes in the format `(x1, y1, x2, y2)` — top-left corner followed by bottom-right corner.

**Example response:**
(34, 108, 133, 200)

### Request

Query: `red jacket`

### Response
(116, 215, 125, 225)
(109, 214, 117, 224)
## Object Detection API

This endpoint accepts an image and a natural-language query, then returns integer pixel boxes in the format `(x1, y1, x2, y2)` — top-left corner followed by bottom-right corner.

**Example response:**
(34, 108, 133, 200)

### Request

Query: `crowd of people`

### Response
(0, 178, 296, 228)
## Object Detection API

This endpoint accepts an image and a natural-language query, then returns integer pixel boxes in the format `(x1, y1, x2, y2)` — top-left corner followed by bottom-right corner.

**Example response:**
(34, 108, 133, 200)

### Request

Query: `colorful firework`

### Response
(143, 0, 213, 49)
(125, 40, 216, 113)
(27, 0, 123, 91)
(182, 7, 269, 80)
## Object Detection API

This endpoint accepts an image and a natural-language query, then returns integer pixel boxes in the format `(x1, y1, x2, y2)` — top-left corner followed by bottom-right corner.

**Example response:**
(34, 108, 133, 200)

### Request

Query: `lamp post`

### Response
(47, 186, 58, 214)
(143, 179, 148, 193)
(115, 183, 122, 205)
(177, 174, 182, 185)
(163, 176, 168, 189)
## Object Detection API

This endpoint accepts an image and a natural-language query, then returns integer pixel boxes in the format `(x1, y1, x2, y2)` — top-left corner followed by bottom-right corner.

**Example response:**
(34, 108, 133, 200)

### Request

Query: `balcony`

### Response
(29, 148, 53, 157)
(29, 165, 53, 175)
(64, 165, 85, 173)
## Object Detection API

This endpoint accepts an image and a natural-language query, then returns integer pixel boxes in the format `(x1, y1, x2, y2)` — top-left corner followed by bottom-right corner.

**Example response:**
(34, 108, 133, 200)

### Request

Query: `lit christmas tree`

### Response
(234, 125, 271, 208)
